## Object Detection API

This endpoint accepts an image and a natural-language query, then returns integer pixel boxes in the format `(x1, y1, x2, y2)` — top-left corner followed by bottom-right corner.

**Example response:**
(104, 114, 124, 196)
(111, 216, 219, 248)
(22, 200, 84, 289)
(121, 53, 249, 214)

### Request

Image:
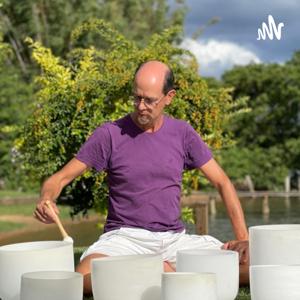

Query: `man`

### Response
(35, 60, 249, 295)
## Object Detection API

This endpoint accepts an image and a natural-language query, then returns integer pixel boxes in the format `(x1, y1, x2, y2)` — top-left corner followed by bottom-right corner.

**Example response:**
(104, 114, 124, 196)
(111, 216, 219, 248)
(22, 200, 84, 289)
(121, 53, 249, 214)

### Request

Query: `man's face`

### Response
(132, 82, 167, 126)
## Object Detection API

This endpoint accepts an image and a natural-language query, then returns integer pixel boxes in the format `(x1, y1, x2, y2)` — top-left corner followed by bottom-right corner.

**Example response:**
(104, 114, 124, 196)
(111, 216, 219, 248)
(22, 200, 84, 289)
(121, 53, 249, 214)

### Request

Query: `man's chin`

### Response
(137, 115, 151, 125)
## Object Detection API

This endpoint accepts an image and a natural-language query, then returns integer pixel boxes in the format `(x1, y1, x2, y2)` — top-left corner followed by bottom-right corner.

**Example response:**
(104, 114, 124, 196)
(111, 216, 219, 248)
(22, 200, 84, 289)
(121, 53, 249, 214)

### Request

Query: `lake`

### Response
(1, 197, 300, 246)
(207, 196, 300, 241)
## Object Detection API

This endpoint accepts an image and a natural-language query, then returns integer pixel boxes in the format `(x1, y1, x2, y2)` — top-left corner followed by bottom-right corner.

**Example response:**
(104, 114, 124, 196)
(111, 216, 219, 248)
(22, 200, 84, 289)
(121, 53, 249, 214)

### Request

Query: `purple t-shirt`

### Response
(76, 114, 212, 233)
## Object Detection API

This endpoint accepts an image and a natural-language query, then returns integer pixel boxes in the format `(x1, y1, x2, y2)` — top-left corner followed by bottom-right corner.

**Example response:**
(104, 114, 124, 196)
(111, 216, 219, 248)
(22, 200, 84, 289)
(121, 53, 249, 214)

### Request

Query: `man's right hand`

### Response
(34, 158, 88, 224)
(222, 240, 249, 265)
(34, 199, 60, 224)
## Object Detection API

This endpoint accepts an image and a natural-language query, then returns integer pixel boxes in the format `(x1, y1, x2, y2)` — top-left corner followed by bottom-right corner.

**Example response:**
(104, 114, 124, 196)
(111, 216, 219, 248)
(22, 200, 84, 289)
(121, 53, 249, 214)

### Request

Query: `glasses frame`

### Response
(131, 92, 167, 108)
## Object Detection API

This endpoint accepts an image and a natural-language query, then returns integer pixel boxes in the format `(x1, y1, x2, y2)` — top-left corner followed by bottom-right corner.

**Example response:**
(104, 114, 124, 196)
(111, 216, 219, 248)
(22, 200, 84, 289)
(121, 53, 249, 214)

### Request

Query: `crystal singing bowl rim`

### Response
(250, 224, 300, 231)
(22, 271, 82, 281)
(92, 253, 162, 262)
(250, 264, 300, 269)
(0, 241, 71, 252)
(177, 249, 238, 256)
(162, 272, 216, 276)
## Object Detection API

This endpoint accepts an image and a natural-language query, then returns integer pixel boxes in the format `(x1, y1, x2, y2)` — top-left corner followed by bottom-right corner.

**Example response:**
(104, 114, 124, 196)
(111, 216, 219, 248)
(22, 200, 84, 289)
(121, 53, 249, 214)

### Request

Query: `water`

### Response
(1, 197, 300, 246)
(207, 197, 300, 242)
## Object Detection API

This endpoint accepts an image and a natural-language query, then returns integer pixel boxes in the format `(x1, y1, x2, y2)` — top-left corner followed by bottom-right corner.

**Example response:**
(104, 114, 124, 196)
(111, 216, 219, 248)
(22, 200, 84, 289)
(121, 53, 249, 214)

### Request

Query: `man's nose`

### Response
(137, 99, 147, 110)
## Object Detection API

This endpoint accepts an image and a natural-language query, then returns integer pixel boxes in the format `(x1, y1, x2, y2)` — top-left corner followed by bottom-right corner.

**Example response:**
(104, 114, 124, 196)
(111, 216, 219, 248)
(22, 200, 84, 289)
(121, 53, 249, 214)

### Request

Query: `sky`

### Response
(178, 0, 300, 78)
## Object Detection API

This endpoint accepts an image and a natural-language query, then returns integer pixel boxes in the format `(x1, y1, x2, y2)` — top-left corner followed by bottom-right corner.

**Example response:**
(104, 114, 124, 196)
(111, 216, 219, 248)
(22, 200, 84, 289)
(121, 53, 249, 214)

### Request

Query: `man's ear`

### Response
(165, 89, 176, 105)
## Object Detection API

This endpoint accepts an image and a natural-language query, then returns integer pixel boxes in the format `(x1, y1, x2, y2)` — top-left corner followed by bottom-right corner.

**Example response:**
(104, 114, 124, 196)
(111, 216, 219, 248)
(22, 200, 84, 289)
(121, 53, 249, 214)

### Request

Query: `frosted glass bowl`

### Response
(92, 254, 163, 300)
(249, 224, 300, 265)
(20, 271, 83, 300)
(161, 272, 217, 300)
(250, 265, 300, 300)
(0, 241, 74, 300)
(177, 249, 239, 300)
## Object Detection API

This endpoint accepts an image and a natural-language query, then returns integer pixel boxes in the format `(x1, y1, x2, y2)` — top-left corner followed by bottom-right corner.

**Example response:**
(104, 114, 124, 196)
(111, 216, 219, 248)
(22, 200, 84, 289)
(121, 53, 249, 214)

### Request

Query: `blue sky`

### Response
(177, 0, 300, 78)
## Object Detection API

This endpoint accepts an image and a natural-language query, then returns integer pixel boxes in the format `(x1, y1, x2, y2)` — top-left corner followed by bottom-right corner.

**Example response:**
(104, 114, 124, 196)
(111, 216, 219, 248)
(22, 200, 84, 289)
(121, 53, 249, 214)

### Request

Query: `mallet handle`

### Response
(45, 201, 69, 239)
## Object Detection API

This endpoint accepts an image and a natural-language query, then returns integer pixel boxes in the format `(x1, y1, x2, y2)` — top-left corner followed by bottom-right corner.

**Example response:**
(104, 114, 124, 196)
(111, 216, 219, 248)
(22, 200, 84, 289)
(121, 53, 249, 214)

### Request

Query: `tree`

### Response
(0, 0, 186, 191)
(0, 0, 186, 76)
(19, 20, 234, 215)
(221, 55, 300, 189)
(0, 33, 35, 189)
(223, 63, 300, 148)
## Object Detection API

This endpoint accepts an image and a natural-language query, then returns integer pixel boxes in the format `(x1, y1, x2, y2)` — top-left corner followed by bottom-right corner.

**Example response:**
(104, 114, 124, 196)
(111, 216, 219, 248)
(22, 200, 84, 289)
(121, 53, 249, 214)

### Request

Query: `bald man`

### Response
(35, 60, 249, 295)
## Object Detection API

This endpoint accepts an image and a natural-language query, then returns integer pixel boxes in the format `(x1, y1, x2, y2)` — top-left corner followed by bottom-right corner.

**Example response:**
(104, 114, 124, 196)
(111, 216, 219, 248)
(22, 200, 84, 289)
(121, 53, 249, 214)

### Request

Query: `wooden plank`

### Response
(262, 194, 270, 215)
(185, 190, 300, 200)
(209, 197, 217, 215)
(181, 193, 209, 235)
(193, 204, 208, 235)
(181, 194, 209, 206)
(245, 175, 255, 193)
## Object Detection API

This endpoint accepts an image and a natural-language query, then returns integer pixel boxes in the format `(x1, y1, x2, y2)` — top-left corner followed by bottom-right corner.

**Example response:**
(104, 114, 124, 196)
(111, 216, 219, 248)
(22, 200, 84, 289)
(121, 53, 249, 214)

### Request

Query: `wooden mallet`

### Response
(45, 200, 73, 243)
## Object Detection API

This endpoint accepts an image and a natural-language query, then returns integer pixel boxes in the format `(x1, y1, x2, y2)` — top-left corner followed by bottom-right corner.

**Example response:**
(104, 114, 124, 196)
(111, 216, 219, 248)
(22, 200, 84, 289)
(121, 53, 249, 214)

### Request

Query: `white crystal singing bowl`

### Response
(250, 265, 300, 300)
(176, 249, 239, 300)
(161, 272, 217, 300)
(0, 241, 74, 300)
(20, 271, 83, 300)
(92, 254, 163, 300)
(249, 224, 300, 265)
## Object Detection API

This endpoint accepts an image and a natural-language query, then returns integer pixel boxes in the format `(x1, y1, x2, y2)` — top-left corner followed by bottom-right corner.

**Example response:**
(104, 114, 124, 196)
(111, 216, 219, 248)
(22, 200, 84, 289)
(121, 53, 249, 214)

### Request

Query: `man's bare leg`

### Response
(239, 263, 249, 286)
(76, 254, 175, 295)
(76, 253, 108, 295)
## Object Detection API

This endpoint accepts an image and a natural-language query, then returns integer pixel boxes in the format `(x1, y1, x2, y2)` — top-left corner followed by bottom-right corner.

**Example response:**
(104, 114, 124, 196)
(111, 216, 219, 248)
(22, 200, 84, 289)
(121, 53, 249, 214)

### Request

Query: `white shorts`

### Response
(80, 227, 223, 264)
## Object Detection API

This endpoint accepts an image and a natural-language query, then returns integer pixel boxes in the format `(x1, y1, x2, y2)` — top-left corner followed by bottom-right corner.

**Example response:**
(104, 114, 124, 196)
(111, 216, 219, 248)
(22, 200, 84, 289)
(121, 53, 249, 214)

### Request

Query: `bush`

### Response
(19, 20, 235, 216)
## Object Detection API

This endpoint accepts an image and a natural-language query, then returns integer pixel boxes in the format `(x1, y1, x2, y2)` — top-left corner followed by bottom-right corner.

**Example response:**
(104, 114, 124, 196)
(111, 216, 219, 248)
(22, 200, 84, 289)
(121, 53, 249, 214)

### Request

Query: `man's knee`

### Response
(76, 253, 108, 273)
(164, 261, 175, 272)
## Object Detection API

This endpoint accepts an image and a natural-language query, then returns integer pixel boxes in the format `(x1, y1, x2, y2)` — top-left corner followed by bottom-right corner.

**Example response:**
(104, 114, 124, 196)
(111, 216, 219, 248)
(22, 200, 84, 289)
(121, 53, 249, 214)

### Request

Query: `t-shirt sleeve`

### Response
(75, 125, 111, 172)
(184, 123, 213, 170)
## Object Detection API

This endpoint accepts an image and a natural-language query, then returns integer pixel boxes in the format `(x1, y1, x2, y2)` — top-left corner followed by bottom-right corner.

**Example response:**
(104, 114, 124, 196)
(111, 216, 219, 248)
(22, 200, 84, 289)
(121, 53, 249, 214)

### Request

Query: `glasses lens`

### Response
(130, 94, 163, 107)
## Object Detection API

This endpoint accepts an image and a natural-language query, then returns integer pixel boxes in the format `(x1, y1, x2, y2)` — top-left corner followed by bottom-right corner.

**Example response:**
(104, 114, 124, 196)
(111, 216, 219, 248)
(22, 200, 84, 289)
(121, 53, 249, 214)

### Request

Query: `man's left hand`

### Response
(222, 240, 249, 265)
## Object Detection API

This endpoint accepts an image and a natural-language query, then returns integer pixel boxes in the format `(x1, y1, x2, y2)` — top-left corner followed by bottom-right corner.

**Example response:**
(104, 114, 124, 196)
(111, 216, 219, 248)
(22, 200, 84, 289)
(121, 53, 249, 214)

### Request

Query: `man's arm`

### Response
(199, 158, 249, 241)
(34, 158, 89, 224)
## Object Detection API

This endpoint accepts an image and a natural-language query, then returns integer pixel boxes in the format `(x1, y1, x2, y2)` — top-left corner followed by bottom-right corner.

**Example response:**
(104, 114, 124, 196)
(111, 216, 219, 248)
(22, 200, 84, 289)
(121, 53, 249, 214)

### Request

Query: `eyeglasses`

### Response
(130, 93, 165, 108)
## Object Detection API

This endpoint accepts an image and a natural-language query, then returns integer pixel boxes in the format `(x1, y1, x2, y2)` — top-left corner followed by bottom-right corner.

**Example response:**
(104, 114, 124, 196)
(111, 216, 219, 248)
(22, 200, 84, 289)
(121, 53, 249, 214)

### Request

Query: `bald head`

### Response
(134, 60, 174, 94)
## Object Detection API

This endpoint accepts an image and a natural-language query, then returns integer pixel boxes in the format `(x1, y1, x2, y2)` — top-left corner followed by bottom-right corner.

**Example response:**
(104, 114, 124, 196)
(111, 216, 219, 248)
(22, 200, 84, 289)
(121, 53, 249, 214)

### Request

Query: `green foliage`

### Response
(0, 33, 35, 190)
(0, 32, 10, 67)
(181, 207, 195, 224)
(0, 0, 186, 75)
(217, 146, 289, 190)
(0, 0, 186, 192)
(0, 67, 34, 189)
(19, 20, 233, 216)
(223, 62, 300, 150)
(222, 58, 300, 188)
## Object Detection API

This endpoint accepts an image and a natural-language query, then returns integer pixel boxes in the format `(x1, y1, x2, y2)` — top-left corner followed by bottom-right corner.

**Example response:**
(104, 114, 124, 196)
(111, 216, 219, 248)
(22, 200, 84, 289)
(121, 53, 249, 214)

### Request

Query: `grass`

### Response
(237, 287, 251, 299)
(0, 203, 77, 220)
(0, 203, 75, 233)
(0, 221, 25, 232)
(0, 190, 38, 198)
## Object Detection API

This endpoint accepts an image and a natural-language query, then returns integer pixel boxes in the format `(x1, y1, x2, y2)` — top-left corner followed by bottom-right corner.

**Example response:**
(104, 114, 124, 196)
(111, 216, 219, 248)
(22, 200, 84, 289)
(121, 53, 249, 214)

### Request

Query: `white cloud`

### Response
(180, 38, 261, 78)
